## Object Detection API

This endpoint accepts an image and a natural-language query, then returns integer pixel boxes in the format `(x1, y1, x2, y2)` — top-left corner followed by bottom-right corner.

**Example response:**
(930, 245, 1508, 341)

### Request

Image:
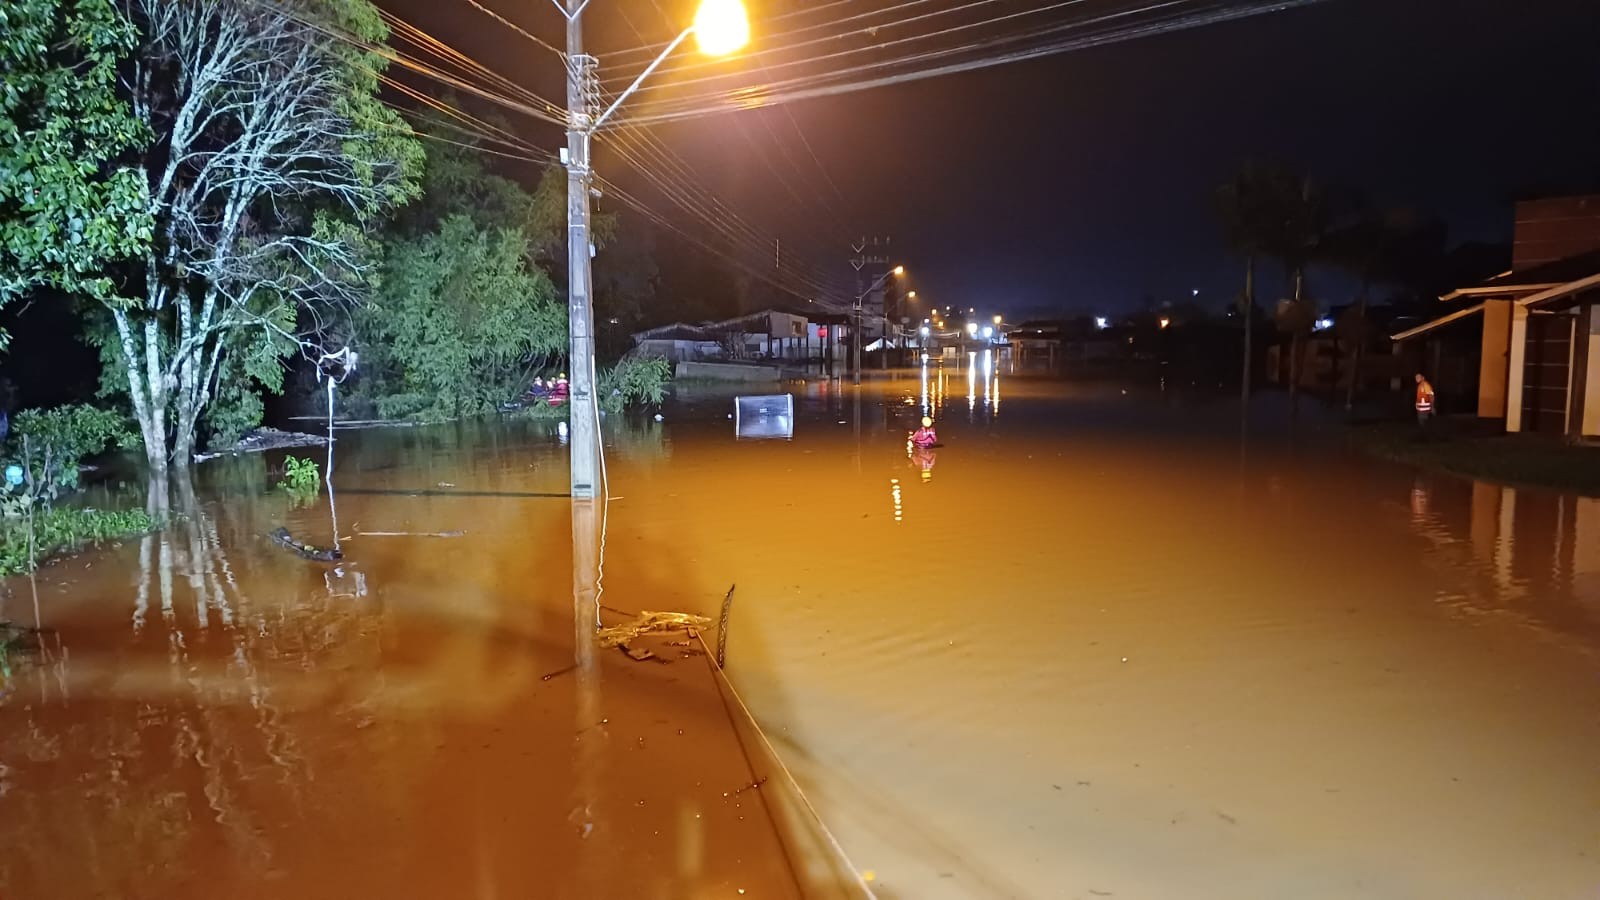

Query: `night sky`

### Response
(382, 0, 1600, 320)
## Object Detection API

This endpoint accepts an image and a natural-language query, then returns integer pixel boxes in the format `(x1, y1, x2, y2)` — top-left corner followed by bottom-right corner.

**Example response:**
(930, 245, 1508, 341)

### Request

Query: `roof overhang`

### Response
(1518, 272, 1600, 310)
(1391, 302, 1486, 341)
(1439, 283, 1558, 302)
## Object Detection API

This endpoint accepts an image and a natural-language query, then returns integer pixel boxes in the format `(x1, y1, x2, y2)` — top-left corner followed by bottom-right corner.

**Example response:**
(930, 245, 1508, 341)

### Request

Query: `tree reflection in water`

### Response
(0, 463, 388, 897)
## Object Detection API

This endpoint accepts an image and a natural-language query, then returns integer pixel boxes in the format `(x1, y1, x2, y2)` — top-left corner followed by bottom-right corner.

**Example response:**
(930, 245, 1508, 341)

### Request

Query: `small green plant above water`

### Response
(278, 455, 321, 503)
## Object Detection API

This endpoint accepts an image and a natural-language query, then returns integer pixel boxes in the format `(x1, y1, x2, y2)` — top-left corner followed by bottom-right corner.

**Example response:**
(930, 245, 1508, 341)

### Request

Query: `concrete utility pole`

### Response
(565, 0, 599, 499)
(849, 236, 892, 385)
(881, 286, 893, 372)
(850, 240, 866, 385)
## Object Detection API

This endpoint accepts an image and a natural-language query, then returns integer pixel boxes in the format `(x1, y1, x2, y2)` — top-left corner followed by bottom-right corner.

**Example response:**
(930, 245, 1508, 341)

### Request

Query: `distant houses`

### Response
(631, 309, 852, 365)
(1393, 194, 1600, 437)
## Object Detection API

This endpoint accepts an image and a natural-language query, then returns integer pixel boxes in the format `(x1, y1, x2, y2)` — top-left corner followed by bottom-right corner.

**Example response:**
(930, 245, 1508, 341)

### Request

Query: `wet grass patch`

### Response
(1, 507, 160, 577)
(1350, 419, 1600, 496)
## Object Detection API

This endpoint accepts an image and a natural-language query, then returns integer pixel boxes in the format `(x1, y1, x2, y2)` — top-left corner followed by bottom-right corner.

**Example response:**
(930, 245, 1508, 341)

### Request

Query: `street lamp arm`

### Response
(855, 267, 899, 304)
(592, 27, 694, 131)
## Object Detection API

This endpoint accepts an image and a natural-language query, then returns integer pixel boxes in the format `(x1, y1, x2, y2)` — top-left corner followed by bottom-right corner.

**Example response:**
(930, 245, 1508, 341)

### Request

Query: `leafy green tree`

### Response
(0, 0, 152, 351)
(90, 0, 422, 480)
(359, 215, 564, 418)
(356, 129, 660, 418)
(2, 404, 131, 500)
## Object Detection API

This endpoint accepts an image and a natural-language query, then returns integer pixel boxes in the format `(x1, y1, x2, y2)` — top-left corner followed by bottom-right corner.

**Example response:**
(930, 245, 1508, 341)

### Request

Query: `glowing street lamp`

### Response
(595, 0, 749, 129)
(693, 0, 750, 56)
(966, 322, 978, 337)
(1158, 316, 1171, 329)
(992, 314, 1003, 325)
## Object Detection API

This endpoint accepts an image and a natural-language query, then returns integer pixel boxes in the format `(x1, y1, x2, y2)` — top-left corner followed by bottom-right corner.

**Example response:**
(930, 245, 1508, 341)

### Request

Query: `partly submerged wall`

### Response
(701, 657, 876, 899)
(676, 361, 783, 383)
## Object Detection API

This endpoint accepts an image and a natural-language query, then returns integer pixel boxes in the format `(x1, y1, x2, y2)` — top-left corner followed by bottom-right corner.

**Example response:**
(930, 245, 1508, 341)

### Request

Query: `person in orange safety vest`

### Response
(1414, 373, 1435, 427)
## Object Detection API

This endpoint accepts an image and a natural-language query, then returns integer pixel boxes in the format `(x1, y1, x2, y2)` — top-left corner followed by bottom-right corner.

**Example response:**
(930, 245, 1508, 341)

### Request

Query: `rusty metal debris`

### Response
(716, 584, 735, 667)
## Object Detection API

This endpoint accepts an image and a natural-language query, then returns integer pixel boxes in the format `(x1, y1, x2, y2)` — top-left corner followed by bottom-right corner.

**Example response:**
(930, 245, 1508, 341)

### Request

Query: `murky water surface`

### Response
(4, 365, 1600, 899)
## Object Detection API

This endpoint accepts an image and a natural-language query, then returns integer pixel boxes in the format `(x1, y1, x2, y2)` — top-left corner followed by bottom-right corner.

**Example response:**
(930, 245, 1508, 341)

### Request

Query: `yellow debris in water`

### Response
(596, 611, 712, 649)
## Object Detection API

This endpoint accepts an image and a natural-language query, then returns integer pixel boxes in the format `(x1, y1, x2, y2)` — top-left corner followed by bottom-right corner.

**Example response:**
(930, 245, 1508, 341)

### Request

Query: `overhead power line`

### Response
(610, 0, 1326, 127)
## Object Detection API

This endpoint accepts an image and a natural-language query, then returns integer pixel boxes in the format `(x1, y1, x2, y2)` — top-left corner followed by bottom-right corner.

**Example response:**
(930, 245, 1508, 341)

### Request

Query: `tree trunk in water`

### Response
(113, 310, 170, 485)
(1240, 256, 1254, 412)
(174, 350, 200, 466)
(1344, 282, 1369, 414)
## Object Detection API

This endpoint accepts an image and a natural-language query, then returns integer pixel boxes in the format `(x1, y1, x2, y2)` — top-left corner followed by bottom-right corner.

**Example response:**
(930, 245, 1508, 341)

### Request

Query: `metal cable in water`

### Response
(326, 378, 340, 553)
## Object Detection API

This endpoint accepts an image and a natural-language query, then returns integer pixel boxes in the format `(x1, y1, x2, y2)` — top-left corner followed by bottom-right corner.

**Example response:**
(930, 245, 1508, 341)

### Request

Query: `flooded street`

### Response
(4, 366, 1600, 898)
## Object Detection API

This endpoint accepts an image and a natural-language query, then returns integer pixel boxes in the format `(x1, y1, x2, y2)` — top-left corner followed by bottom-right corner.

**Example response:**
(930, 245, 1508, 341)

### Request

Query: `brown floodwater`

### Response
(5, 362, 1600, 899)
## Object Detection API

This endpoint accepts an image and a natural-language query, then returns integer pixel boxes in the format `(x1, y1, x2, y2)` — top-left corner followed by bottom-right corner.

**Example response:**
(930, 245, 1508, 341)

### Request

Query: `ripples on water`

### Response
(3, 365, 1599, 899)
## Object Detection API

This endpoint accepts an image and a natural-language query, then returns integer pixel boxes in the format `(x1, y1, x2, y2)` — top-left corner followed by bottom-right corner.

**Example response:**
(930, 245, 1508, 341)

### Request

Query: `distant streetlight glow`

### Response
(992, 314, 1002, 325)
(966, 322, 978, 337)
(892, 265, 905, 276)
(1095, 316, 1109, 330)
(982, 326, 993, 339)
(1158, 316, 1171, 329)
(920, 325, 931, 337)
(693, 0, 750, 56)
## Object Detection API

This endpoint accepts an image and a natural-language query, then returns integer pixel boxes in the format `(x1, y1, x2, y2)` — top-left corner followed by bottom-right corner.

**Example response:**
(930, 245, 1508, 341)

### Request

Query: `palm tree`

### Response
(1219, 166, 1328, 419)
(1215, 165, 1283, 412)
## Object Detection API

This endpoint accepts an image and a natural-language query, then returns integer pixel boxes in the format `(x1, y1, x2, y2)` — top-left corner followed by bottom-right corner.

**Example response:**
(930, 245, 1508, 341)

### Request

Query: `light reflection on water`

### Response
(3, 378, 1600, 899)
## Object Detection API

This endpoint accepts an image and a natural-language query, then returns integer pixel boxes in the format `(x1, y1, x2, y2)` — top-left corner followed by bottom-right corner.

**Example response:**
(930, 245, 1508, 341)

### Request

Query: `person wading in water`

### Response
(1414, 373, 1436, 432)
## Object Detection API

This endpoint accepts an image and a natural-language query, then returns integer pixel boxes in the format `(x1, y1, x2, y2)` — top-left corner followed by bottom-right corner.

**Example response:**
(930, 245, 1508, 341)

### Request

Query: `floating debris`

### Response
(598, 610, 712, 664)
(269, 527, 342, 562)
(596, 611, 712, 648)
(541, 664, 578, 682)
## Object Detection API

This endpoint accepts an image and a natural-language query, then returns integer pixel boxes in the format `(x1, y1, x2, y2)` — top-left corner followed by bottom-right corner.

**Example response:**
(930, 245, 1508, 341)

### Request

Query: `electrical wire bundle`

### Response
(596, 0, 1326, 127)
(273, 0, 1327, 314)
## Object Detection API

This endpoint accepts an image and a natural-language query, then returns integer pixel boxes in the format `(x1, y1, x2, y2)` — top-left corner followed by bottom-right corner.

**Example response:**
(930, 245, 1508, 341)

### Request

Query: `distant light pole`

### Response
(853, 265, 903, 385)
(562, 0, 748, 499)
(882, 287, 918, 372)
